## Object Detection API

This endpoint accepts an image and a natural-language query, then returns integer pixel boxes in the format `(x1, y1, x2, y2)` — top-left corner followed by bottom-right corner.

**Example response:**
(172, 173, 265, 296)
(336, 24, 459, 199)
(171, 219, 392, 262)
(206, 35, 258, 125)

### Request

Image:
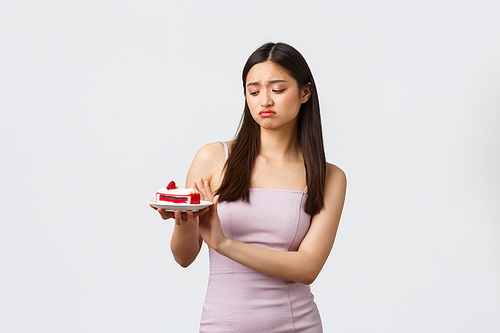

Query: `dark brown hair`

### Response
(216, 42, 326, 216)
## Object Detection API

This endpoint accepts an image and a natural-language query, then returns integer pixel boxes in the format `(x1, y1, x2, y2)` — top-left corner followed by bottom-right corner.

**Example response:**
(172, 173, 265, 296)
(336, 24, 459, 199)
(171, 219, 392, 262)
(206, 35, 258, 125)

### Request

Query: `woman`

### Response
(152, 42, 346, 332)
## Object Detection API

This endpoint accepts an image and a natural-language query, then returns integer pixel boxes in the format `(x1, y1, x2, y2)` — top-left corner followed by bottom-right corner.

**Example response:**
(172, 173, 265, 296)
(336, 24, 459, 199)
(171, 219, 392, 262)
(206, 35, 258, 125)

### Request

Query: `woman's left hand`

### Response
(193, 178, 227, 252)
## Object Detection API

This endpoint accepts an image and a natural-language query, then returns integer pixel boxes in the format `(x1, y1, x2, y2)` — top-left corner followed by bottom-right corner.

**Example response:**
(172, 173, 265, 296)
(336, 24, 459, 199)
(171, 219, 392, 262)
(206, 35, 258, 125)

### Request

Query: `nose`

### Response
(260, 89, 274, 107)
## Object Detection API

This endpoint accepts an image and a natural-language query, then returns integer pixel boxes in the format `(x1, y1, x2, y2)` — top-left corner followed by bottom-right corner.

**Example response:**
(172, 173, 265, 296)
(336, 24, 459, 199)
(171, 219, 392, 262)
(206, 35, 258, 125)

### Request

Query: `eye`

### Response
(272, 89, 285, 93)
(248, 91, 259, 96)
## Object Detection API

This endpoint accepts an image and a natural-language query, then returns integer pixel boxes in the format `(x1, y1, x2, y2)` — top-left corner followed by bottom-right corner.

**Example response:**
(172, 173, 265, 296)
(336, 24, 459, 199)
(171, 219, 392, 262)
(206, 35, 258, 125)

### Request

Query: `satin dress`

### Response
(199, 142, 323, 333)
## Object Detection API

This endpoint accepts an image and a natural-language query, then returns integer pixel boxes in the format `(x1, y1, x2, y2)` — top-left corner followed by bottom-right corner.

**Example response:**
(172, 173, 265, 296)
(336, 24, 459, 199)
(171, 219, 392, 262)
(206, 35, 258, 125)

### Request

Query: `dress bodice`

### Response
(210, 189, 311, 274)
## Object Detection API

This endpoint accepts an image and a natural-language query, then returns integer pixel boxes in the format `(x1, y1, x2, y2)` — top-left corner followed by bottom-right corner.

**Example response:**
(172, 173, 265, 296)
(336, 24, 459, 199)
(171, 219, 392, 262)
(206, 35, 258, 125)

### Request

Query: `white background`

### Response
(1, 1, 499, 332)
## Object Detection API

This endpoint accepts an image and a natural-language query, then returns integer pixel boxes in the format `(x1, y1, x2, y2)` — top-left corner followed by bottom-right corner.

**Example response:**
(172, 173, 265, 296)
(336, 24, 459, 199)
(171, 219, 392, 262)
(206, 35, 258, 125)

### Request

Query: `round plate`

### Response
(147, 200, 213, 212)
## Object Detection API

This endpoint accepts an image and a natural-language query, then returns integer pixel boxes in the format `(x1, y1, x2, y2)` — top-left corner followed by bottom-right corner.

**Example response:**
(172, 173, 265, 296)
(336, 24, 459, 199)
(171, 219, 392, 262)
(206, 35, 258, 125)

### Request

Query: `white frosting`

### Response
(157, 187, 199, 195)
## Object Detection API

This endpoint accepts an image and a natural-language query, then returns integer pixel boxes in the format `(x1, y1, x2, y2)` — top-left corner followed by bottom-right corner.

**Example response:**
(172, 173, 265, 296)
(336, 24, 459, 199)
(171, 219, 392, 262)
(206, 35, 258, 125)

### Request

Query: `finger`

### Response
(195, 178, 206, 196)
(164, 212, 176, 220)
(150, 204, 158, 210)
(186, 210, 195, 226)
(192, 181, 205, 201)
(203, 180, 215, 200)
(212, 195, 219, 214)
(157, 207, 170, 220)
(174, 209, 183, 225)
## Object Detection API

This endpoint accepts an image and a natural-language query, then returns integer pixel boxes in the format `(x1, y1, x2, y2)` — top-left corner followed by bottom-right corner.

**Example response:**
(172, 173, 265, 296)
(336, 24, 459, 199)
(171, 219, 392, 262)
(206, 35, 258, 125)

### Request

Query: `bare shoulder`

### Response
(186, 142, 227, 189)
(326, 163, 346, 185)
(194, 142, 226, 163)
(324, 163, 347, 203)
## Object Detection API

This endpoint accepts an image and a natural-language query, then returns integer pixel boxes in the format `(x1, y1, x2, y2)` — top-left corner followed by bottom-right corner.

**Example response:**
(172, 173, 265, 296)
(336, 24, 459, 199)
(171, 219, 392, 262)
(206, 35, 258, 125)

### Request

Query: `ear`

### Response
(301, 83, 312, 104)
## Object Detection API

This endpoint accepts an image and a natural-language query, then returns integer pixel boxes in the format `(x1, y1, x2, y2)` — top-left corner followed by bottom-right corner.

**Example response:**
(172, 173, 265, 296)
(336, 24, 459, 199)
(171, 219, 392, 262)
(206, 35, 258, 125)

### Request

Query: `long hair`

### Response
(215, 42, 326, 216)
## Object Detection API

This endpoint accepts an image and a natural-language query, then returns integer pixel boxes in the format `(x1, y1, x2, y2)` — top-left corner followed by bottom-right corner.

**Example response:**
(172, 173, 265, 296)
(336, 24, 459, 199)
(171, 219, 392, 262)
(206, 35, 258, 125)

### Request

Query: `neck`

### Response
(258, 122, 301, 160)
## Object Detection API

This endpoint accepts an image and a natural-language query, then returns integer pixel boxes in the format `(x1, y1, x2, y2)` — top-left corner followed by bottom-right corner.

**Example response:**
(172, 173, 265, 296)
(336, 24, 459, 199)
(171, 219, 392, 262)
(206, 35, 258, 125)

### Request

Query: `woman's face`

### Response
(245, 61, 310, 131)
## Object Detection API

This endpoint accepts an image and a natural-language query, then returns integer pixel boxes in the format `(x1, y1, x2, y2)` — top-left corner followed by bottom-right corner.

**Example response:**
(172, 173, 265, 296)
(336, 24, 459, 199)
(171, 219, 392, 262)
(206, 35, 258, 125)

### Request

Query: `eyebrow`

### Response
(246, 79, 288, 87)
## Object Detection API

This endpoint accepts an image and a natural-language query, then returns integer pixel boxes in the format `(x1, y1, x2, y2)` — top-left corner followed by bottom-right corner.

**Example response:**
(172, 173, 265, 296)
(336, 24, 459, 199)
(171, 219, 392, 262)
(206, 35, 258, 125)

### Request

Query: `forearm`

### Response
(170, 221, 202, 267)
(217, 239, 322, 285)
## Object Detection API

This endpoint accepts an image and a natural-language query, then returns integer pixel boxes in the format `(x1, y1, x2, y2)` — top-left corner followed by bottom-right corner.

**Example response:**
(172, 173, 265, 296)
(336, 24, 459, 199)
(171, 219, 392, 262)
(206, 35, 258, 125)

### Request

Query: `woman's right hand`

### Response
(166, 142, 227, 267)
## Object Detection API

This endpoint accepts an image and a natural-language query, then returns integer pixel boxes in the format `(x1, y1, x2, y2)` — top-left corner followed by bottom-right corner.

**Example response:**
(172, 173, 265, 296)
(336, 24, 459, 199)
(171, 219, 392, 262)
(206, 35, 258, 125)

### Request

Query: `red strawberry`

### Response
(166, 181, 176, 190)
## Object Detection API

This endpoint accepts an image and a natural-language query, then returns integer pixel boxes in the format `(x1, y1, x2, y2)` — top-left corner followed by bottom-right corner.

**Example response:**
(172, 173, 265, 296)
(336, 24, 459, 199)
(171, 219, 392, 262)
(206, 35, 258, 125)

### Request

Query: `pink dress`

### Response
(199, 142, 323, 332)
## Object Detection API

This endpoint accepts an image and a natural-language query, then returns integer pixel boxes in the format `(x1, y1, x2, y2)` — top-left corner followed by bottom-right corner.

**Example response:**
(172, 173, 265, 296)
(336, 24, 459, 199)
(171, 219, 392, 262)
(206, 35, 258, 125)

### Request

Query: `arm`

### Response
(197, 163, 347, 284)
(168, 142, 226, 267)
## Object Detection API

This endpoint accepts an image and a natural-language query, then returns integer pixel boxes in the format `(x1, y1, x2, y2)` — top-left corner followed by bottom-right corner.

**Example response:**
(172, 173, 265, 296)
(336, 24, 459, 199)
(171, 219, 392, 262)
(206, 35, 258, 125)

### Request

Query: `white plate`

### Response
(147, 200, 213, 212)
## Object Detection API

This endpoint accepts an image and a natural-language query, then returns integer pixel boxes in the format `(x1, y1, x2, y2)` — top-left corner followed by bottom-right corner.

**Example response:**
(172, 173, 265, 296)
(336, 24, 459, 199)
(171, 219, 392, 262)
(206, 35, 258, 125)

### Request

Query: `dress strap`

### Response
(221, 141, 229, 161)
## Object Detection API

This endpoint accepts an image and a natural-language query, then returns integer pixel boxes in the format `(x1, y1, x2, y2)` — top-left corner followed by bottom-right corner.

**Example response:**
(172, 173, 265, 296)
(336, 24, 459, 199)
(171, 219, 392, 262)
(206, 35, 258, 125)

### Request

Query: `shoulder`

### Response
(324, 163, 347, 201)
(187, 142, 227, 189)
(307, 162, 346, 227)
(194, 142, 226, 162)
(326, 163, 346, 185)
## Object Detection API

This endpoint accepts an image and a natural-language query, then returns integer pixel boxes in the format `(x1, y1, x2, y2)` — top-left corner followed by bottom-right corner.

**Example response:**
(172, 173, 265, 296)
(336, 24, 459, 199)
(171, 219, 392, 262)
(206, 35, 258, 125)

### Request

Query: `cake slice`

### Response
(156, 181, 201, 204)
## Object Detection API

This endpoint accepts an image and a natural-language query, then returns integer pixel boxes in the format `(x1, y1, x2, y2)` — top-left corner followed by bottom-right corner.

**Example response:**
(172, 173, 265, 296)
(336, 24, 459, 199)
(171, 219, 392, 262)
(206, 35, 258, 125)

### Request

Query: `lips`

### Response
(259, 109, 276, 117)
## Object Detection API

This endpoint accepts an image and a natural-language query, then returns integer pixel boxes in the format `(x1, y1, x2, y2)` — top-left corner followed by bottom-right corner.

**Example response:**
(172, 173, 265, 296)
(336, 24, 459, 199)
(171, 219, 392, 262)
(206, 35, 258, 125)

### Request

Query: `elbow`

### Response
(296, 269, 320, 285)
(172, 254, 195, 268)
(299, 274, 317, 285)
(170, 242, 200, 268)
(177, 261, 191, 268)
(175, 260, 192, 268)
